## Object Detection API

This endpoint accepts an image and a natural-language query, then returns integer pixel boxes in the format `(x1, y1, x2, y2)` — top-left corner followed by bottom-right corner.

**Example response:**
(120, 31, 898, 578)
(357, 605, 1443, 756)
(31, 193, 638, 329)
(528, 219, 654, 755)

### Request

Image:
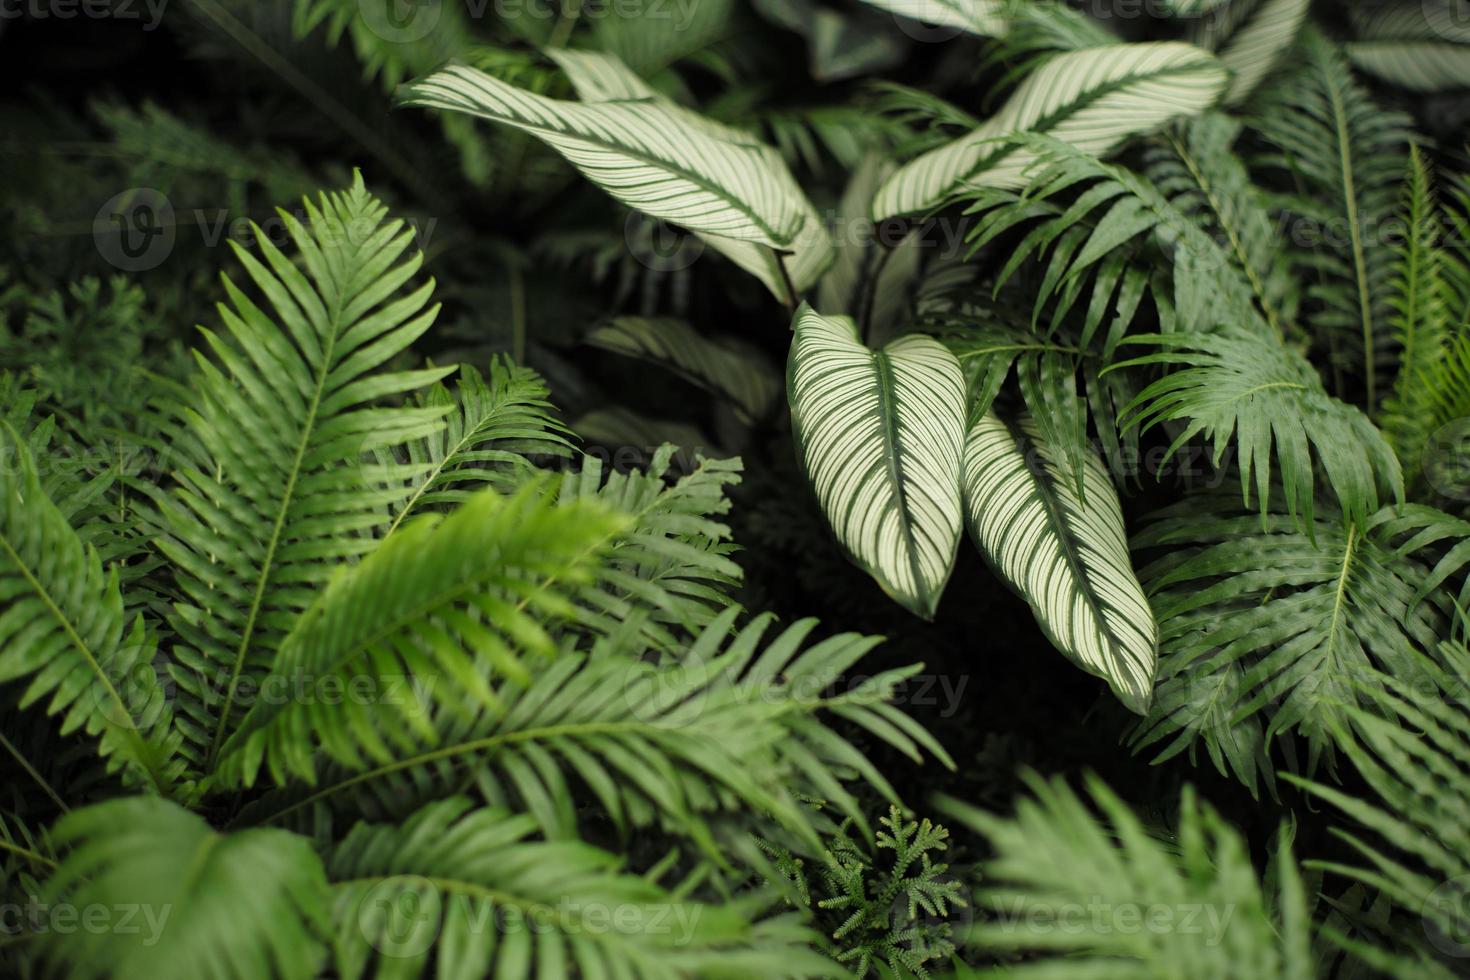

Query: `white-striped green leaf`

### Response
(1348, 2, 1470, 92)
(544, 49, 832, 302)
(788, 305, 966, 618)
(853, 0, 1009, 36)
(585, 316, 781, 423)
(401, 64, 808, 247)
(871, 42, 1228, 219)
(1160, 0, 1231, 13)
(1193, 0, 1310, 105)
(962, 410, 1157, 712)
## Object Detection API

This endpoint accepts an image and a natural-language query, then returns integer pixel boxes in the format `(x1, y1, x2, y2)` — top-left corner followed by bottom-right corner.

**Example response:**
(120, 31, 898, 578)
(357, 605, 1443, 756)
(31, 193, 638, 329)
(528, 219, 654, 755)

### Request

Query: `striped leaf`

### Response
(962, 411, 1157, 712)
(788, 305, 966, 619)
(872, 42, 1227, 219)
(853, 0, 1009, 36)
(545, 48, 833, 302)
(1192, 0, 1311, 105)
(400, 64, 808, 247)
(1348, 2, 1470, 92)
(1160, 0, 1231, 13)
(585, 316, 781, 423)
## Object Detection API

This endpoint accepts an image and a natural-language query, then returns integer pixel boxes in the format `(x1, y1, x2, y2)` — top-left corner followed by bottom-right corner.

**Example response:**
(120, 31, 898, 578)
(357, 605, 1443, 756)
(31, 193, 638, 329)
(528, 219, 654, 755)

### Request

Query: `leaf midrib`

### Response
(206, 224, 364, 770)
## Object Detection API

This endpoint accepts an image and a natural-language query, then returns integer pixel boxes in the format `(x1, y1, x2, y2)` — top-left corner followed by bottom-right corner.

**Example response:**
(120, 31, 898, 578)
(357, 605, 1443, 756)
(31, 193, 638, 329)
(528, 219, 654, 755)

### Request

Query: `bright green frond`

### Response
(213, 480, 629, 788)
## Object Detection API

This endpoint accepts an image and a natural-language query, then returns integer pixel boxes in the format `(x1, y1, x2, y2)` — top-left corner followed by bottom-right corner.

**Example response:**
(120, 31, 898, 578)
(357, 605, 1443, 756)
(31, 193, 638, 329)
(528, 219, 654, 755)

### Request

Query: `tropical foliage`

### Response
(4, 0, 1470, 975)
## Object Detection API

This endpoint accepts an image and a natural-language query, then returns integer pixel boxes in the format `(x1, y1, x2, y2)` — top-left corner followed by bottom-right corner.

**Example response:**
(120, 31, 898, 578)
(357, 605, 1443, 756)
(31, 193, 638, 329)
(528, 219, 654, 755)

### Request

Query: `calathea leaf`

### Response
(850, 0, 1010, 38)
(585, 316, 781, 423)
(872, 41, 1228, 219)
(787, 305, 966, 619)
(544, 48, 832, 303)
(1347, 1, 1470, 93)
(1190, 0, 1311, 106)
(962, 410, 1157, 712)
(400, 62, 810, 248)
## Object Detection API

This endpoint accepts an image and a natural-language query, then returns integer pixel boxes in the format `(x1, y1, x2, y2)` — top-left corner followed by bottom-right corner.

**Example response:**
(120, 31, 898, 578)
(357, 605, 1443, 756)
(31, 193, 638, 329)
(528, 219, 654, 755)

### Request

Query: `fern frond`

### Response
(1382, 146, 1457, 489)
(962, 133, 1263, 342)
(1144, 113, 1294, 337)
(213, 480, 628, 788)
(35, 796, 331, 980)
(138, 173, 451, 772)
(327, 797, 840, 979)
(940, 774, 1315, 978)
(1115, 327, 1403, 527)
(233, 608, 949, 864)
(1288, 637, 1470, 962)
(1251, 31, 1412, 409)
(0, 427, 183, 796)
(558, 447, 744, 652)
(378, 357, 575, 539)
(1130, 494, 1461, 793)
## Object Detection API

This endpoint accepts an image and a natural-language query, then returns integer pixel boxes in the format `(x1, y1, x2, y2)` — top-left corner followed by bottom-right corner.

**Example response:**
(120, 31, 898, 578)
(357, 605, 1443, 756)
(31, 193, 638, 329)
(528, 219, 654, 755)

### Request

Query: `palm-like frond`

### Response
(1251, 31, 1412, 410)
(1131, 494, 1464, 793)
(234, 608, 949, 861)
(1382, 147, 1458, 491)
(35, 796, 330, 980)
(1116, 327, 1403, 527)
(1144, 113, 1295, 336)
(139, 174, 450, 772)
(328, 797, 840, 980)
(0, 427, 183, 796)
(939, 774, 1315, 978)
(213, 481, 628, 788)
(557, 447, 744, 652)
(378, 357, 574, 539)
(962, 132, 1263, 340)
(1289, 637, 1470, 961)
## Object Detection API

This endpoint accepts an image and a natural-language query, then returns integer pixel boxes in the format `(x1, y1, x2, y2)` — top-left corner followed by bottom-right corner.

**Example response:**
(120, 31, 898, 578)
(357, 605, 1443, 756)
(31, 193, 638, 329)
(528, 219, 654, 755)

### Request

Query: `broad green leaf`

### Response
(401, 64, 809, 247)
(787, 305, 966, 619)
(544, 48, 832, 302)
(962, 411, 1156, 712)
(585, 316, 781, 423)
(852, 0, 1009, 37)
(1160, 0, 1231, 13)
(872, 42, 1227, 219)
